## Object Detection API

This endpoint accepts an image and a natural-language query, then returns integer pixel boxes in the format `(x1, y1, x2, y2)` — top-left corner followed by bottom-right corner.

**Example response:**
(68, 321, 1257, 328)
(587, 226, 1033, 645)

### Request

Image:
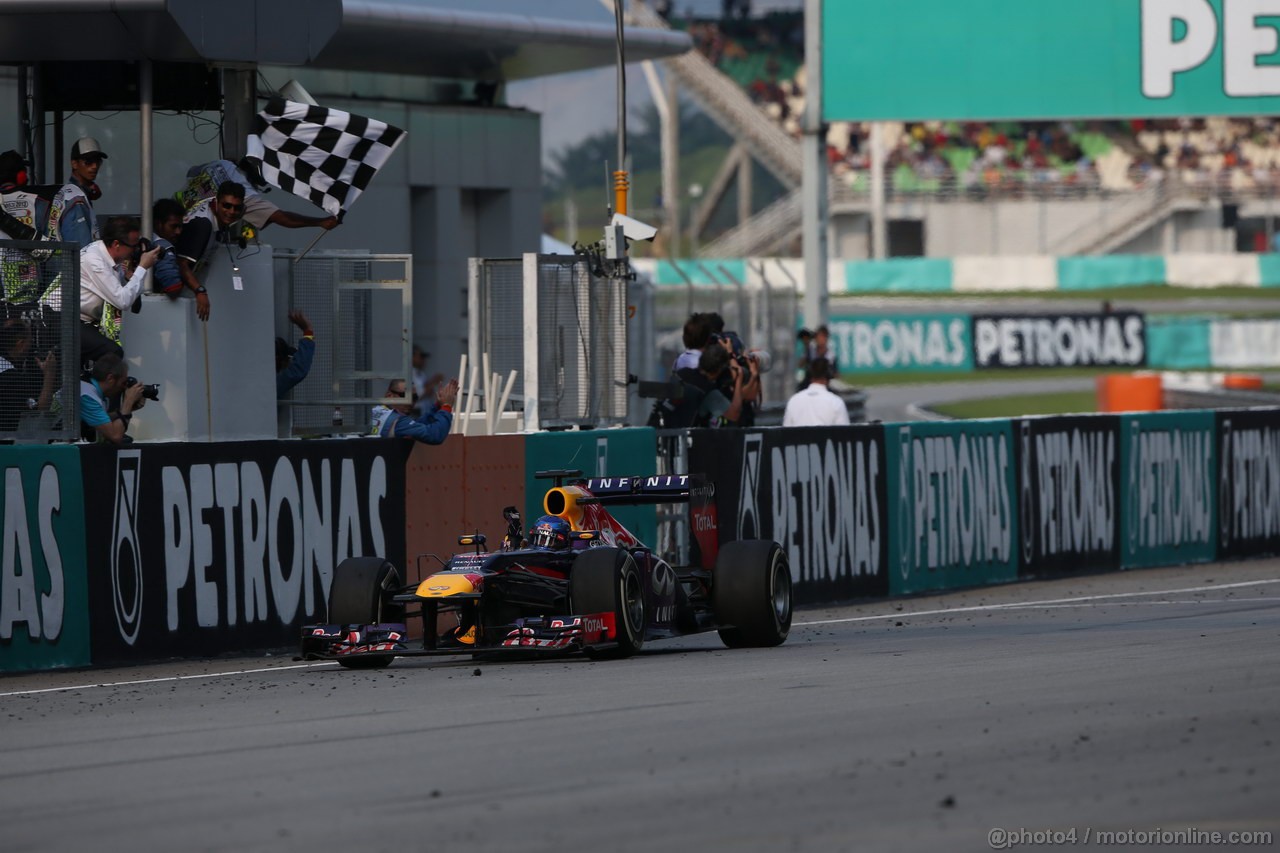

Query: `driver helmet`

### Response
(530, 515, 571, 551)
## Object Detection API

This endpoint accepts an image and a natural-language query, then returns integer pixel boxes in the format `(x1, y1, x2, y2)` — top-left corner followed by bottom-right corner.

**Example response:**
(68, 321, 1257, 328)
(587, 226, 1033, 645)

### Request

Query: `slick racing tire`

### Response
(571, 547, 645, 659)
(328, 557, 403, 669)
(713, 540, 792, 648)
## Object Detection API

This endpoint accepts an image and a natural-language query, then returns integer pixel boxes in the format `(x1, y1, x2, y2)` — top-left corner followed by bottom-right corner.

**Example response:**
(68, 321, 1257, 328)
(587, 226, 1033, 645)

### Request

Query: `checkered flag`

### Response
(245, 98, 406, 220)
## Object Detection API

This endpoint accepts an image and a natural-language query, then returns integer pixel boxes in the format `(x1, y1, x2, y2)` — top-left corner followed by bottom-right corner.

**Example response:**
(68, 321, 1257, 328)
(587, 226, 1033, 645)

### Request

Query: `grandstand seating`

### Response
(678, 12, 1280, 197)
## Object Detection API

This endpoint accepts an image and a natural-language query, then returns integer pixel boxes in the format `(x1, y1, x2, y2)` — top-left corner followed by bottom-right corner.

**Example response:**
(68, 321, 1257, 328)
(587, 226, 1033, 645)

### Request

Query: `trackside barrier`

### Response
(690, 408, 1280, 603)
(689, 426, 890, 604)
(78, 440, 409, 665)
(0, 446, 89, 672)
(8, 411, 1280, 672)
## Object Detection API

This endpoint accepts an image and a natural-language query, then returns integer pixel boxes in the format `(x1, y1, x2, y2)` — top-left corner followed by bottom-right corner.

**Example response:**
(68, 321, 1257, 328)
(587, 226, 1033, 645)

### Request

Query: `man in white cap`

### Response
(47, 136, 107, 248)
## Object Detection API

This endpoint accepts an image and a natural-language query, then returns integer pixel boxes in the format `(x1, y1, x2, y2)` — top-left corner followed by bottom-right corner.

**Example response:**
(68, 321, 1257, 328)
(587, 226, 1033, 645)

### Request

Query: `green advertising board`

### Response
(524, 428, 658, 546)
(0, 446, 89, 672)
(1120, 411, 1217, 568)
(886, 421, 1018, 596)
(829, 314, 973, 372)
(824, 0, 1280, 121)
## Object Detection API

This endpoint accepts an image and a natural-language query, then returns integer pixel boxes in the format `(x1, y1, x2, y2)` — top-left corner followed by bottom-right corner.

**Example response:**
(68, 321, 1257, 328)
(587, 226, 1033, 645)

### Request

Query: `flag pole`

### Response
(292, 228, 330, 265)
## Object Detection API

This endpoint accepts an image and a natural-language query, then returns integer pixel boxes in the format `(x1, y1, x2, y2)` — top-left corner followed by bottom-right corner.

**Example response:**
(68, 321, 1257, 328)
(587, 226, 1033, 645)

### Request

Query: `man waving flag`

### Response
(245, 97, 406, 221)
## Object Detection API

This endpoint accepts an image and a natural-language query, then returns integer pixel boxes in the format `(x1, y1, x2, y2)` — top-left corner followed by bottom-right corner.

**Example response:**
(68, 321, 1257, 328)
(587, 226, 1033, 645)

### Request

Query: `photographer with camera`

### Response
(651, 343, 748, 429)
(78, 215, 160, 364)
(79, 353, 144, 444)
(712, 331, 763, 427)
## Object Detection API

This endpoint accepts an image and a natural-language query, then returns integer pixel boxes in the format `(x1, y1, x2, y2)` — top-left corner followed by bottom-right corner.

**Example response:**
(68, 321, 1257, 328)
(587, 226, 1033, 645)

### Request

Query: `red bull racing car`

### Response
(299, 470, 792, 668)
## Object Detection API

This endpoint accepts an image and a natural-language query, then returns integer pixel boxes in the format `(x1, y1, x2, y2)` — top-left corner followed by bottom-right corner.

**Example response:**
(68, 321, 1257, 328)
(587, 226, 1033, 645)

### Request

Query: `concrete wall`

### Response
(831, 197, 1236, 259)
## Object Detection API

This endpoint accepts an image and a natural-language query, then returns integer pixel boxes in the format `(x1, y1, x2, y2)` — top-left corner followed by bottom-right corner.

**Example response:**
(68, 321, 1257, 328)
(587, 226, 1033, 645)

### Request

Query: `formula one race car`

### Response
(299, 470, 792, 668)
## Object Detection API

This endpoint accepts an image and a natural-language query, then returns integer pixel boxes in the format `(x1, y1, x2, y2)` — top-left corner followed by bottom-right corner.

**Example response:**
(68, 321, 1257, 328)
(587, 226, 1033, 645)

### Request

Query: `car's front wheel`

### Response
(328, 557, 403, 669)
(571, 547, 645, 659)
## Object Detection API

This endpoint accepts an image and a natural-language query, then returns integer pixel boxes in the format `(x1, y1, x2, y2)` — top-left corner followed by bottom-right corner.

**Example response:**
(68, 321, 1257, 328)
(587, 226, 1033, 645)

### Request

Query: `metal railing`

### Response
(629, 1, 802, 188)
(274, 251, 413, 437)
(700, 187, 803, 258)
(469, 254, 628, 431)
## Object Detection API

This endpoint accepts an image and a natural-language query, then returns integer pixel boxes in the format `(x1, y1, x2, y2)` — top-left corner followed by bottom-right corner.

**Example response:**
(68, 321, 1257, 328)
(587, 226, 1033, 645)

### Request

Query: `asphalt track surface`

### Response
(3, 561, 1278, 853)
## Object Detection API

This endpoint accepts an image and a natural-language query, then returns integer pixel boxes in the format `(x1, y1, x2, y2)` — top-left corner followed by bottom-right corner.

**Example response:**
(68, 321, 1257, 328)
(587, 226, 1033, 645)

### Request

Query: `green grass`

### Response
(843, 366, 1127, 387)
(930, 391, 1099, 419)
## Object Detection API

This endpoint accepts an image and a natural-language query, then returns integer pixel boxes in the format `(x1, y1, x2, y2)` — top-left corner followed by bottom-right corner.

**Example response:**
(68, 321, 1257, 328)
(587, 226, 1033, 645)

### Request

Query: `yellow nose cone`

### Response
(415, 574, 477, 598)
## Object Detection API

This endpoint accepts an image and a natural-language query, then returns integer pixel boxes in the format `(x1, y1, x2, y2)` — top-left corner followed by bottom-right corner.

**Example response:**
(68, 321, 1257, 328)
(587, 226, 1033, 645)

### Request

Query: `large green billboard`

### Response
(824, 0, 1280, 121)
(0, 447, 89, 671)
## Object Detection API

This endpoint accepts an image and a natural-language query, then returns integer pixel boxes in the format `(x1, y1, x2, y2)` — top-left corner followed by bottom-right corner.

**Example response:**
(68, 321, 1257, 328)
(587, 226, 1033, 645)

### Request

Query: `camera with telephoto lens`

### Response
(125, 376, 160, 401)
(132, 237, 169, 265)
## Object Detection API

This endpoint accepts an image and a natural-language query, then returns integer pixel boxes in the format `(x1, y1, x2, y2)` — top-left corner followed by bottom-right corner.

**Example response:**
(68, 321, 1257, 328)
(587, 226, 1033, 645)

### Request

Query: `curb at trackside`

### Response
(904, 402, 951, 421)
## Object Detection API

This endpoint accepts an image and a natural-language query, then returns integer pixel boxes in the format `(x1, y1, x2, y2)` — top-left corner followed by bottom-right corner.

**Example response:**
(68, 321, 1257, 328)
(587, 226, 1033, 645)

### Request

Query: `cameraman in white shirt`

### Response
(78, 215, 160, 364)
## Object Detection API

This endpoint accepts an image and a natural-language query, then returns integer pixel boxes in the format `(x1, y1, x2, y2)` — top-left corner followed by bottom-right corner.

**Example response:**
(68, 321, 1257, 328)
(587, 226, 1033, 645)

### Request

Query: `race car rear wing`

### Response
(536, 469, 720, 568)
(534, 470, 714, 507)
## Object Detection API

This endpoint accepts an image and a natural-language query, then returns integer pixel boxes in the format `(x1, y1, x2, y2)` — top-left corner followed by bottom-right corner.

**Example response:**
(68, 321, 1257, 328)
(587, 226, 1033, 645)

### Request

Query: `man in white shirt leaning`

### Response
(78, 215, 161, 364)
(782, 357, 849, 427)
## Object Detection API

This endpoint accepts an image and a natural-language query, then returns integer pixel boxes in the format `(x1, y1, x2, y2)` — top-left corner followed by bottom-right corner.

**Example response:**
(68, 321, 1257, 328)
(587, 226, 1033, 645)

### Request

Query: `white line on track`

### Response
(3, 579, 1278, 699)
(794, 578, 1280, 628)
(0, 661, 337, 699)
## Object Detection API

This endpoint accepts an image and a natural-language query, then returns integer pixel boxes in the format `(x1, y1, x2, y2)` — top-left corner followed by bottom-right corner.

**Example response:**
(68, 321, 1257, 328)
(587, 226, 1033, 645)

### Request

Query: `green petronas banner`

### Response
(823, 0, 1280, 121)
(886, 421, 1018, 596)
(1120, 411, 1218, 568)
(0, 447, 89, 672)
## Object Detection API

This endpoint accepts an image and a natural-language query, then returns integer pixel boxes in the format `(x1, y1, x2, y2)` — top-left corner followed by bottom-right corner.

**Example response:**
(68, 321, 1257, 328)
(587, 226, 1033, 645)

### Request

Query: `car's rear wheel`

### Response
(713, 541, 792, 648)
(328, 557, 403, 669)
(571, 547, 645, 659)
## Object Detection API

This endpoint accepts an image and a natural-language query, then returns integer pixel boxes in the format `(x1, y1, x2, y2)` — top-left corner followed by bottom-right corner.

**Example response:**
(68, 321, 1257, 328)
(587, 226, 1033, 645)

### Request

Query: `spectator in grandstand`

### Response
(79, 352, 142, 445)
(173, 180, 243, 322)
(79, 216, 161, 364)
(370, 375, 459, 444)
(0, 314, 56, 433)
(178, 159, 339, 234)
(276, 310, 316, 399)
(48, 137, 106, 248)
(150, 197, 184, 296)
(783, 357, 848, 428)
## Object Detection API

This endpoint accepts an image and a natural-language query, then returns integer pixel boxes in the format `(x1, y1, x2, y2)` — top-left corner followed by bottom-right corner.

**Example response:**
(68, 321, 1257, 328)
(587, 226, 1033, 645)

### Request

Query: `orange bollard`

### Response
(1222, 373, 1263, 390)
(1096, 373, 1163, 413)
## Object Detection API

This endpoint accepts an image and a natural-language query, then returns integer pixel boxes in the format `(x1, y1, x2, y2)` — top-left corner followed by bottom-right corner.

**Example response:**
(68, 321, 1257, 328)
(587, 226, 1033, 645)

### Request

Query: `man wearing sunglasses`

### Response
(173, 181, 245, 321)
(370, 376, 459, 444)
(79, 215, 161, 363)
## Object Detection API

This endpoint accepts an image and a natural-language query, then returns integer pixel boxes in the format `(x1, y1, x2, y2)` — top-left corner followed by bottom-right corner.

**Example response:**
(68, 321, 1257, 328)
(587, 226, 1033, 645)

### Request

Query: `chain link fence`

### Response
(469, 254, 628, 430)
(1, 239, 80, 442)
(274, 251, 412, 437)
